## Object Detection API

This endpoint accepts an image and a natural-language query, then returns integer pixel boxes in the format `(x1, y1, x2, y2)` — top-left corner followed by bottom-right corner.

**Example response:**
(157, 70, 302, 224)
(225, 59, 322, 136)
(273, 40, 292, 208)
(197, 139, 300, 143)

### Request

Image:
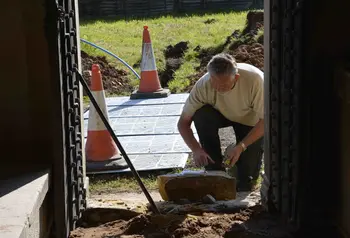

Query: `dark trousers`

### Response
(193, 105, 263, 190)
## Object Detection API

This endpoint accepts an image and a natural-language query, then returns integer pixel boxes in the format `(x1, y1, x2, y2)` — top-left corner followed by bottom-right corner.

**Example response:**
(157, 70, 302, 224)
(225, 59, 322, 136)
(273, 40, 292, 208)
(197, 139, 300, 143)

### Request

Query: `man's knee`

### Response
(193, 105, 215, 123)
(193, 105, 220, 131)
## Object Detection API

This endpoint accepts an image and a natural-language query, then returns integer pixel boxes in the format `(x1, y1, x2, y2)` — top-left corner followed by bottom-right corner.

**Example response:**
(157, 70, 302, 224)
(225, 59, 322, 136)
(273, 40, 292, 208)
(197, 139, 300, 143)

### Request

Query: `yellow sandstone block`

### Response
(157, 170, 236, 201)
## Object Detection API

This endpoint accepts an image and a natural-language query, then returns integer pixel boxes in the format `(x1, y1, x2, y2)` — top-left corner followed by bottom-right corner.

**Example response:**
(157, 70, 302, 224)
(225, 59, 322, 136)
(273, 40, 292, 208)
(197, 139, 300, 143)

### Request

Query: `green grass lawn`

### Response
(89, 175, 159, 193)
(89, 158, 197, 194)
(80, 11, 248, 93)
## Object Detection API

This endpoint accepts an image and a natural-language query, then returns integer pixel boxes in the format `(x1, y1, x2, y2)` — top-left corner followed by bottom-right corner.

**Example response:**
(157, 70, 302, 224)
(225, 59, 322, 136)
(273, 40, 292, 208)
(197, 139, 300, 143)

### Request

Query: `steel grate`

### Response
(269, 0, 304, 226)
(57, 0, 86, 232)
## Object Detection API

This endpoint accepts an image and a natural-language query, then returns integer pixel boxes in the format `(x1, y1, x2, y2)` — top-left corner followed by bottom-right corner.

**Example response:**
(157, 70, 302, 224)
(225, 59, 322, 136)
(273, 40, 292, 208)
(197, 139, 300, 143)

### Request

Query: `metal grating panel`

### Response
(84, 93, 195, 174)
(83, 116, 197, 136)
(103, 93, 189, 106)
(56, 0, 86, 233)
(84, 134, 198, 154)
(87, 153, 189, 174)
(269, 0, 304, 226)
(84, 104, 185, 118)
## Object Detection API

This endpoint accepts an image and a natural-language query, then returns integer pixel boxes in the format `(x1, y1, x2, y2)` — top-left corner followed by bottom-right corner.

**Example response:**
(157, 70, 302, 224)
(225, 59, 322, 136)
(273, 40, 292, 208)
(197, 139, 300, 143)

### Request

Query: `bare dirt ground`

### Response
(70, 206, 261, 238)
(81, 50, 134, 96)
(87, 191, 163, 213)
(70, 201, 293, 238)
(87, 189, 260, 213)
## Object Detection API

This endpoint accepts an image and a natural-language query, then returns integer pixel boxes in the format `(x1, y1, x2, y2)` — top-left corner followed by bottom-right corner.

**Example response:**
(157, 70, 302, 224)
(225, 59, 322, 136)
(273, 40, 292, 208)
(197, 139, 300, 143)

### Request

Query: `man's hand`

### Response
(223, 143, 244, 167)
(223, 119, 264, 167)
(193, 148, 214, 167)
(178, 112, 214, 168)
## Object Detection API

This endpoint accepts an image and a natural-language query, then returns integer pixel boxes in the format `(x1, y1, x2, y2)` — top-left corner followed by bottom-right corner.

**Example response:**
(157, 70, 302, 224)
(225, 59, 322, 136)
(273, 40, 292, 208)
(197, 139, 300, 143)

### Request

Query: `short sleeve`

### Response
(182, 75, 208, 118)
(251, 74, 264, 119)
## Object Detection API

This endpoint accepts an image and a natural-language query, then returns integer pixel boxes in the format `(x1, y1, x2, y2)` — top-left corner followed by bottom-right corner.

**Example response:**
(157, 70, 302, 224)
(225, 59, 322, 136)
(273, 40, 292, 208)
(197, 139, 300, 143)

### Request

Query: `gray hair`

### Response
(207, 53, 238, 76)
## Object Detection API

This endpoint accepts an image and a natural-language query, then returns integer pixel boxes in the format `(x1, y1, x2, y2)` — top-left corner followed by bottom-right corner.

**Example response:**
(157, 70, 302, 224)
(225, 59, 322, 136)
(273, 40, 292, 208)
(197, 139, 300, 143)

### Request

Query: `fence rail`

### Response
(79, 0, 263, 19)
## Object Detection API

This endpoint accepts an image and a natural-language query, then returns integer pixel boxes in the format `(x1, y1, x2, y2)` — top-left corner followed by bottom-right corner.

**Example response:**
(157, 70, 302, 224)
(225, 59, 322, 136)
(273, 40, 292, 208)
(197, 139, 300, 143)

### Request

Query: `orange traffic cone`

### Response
(130, 26, 170, 99)
(85, 64, 128, 172)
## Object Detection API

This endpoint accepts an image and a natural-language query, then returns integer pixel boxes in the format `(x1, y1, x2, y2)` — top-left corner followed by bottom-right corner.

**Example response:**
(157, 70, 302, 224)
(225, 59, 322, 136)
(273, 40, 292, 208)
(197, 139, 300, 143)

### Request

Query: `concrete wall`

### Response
(0, 0, 59, 179)
(335, 65, 350, 236)
(303, 0, 350, 234)
(340, 80, 350, 236)
(0, 0, 64, 237)
(0, 0, 52, 178)
(0, 171, 52, 238)
(313, 2, 350, 234)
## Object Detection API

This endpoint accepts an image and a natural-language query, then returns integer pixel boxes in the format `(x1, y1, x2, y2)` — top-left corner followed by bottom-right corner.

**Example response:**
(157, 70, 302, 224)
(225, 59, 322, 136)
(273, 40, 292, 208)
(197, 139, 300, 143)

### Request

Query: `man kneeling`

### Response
(177, 53, 264, 192)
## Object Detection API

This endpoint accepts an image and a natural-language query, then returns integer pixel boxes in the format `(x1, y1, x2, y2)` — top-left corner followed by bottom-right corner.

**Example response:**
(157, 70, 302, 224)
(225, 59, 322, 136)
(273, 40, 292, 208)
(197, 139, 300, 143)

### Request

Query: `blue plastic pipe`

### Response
(80, 38, 140, 80)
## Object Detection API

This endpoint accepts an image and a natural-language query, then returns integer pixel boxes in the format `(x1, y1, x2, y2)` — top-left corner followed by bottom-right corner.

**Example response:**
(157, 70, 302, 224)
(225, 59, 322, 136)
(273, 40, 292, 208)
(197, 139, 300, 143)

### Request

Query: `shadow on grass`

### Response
(79, 9, 258, 25)
(88, 154, 197, 193)
(89, 168, 176, 183)
(88, 168, 182, 193)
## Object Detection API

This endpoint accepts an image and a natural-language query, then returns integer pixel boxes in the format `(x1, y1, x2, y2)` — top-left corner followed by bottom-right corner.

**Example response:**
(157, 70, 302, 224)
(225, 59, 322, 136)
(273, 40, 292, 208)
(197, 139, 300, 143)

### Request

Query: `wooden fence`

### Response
(78, 0, 263, 19)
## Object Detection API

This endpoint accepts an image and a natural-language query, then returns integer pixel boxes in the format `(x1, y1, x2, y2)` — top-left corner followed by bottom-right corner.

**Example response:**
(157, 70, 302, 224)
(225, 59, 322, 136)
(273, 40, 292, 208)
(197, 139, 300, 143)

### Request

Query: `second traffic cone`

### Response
(130, 26, 170, 99)
(85, 64, 128, 172)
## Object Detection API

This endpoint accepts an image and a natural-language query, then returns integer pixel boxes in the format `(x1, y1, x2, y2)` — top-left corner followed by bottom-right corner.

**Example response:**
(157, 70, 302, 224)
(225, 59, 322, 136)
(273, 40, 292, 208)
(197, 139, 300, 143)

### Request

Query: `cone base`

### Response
(130, 88, 170, 99)
(86, 156, 129, 172)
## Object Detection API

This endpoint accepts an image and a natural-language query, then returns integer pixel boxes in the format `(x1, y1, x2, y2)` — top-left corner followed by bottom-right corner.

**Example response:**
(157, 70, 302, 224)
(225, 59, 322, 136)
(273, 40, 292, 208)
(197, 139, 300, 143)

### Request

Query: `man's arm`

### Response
(240, 71, 265, 149)
(239, 119, 264, 149)
(177, 75, 207, 152)
(177, 113, 201, 152)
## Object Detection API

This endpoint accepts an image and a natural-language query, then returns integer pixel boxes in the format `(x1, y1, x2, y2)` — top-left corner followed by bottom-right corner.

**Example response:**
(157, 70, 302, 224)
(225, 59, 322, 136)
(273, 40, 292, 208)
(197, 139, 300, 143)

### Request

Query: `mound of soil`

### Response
(232, 43, 264, 71)
(242, 11, 264, 35)
(81, 50, 134, 95)
(70, 205, 292, 238)
(185, 41, 264, 92)
(185, 11, 264, 92)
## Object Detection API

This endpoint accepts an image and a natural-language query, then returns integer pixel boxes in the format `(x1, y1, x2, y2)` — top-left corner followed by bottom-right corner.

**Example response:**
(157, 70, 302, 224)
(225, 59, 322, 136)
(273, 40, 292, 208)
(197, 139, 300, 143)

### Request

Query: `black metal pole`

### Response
(76, 71, 160, 214)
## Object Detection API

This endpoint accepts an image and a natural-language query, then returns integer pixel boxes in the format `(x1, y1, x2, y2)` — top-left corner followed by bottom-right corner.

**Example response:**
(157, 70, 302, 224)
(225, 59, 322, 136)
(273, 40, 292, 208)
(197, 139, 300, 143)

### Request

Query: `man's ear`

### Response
(235, 73, 240, 81)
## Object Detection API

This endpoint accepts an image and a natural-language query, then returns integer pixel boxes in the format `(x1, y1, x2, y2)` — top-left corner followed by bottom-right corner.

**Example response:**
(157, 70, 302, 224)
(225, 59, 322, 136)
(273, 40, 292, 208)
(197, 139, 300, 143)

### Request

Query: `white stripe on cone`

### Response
(87, 91, 109, 131)
(141, 43, 157, 71)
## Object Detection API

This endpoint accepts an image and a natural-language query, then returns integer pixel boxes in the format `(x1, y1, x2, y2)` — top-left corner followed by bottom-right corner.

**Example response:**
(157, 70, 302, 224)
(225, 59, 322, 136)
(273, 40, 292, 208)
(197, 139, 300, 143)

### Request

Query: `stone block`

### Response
(157, 170, 236, 201)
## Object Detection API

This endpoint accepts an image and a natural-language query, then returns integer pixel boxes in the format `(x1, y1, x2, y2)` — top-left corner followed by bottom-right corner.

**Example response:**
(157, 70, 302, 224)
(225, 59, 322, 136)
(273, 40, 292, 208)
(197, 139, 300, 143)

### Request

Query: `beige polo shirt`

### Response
(182, 63, 264, 127)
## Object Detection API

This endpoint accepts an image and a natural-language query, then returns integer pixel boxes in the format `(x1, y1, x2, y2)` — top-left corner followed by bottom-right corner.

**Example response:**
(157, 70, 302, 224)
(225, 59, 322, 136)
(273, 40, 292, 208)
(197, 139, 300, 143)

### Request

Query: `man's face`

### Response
(210, 73, 240, 93)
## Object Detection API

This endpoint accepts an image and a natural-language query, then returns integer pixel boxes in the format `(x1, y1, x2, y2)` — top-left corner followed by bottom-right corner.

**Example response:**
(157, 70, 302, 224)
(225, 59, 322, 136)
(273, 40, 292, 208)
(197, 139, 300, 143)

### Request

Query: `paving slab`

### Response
(102, 93, 189, 106)
(84, 93, 194, 174)
(83, 134, 199, 154)
(86, 153, 189, 175)
(84, 103, 185, 119)
(83, 116, 197, 136)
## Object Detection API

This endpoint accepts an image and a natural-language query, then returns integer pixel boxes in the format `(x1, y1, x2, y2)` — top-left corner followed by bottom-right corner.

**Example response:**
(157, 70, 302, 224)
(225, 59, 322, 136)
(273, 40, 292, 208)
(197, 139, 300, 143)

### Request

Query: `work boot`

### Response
(236, 182, 255, 192)
(236, 176, 260, 192)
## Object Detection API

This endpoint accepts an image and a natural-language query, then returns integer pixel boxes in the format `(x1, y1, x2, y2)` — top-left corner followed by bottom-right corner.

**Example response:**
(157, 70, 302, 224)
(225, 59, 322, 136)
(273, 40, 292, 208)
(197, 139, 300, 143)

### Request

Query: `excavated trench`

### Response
(159, 41, 189, 88)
